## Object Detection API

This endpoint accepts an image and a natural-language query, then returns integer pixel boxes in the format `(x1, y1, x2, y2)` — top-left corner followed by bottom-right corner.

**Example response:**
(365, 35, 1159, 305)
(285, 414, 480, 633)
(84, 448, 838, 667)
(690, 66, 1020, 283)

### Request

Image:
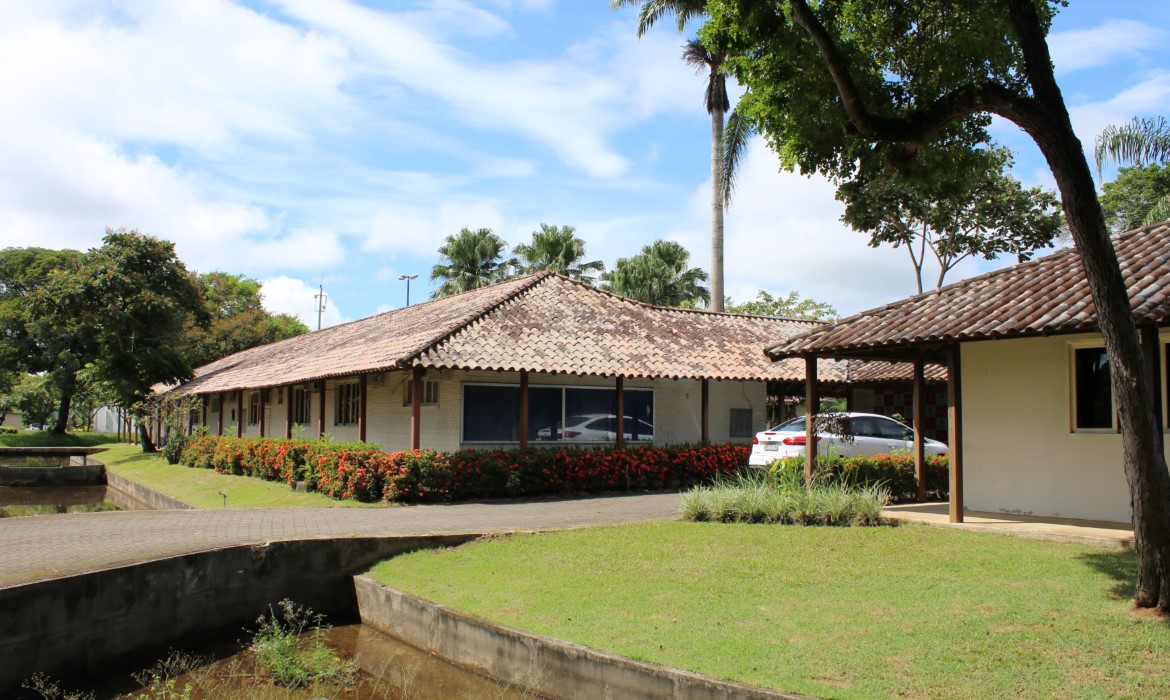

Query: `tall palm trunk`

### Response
(711, 109, 725, 312)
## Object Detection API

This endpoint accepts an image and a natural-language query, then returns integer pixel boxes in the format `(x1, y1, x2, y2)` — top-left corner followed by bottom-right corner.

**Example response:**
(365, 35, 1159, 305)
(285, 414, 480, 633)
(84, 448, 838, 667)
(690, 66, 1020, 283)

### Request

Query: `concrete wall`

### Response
(962, 333, 1170, 523)
(196, 371, 767, 453)
(355, 576, 804, 700)
(0, 535, 477, 692)
(105, 470, 195, 510)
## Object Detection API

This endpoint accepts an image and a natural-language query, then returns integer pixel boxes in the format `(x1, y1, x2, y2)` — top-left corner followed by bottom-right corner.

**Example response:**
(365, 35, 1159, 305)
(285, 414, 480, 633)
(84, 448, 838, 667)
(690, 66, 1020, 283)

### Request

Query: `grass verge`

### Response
(368, 520, 1168, 700)
(2, 433, 379, 509)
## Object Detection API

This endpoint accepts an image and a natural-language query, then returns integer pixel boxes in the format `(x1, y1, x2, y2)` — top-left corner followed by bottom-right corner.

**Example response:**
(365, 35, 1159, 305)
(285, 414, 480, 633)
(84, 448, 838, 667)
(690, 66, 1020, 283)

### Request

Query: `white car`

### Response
(748, 412, 947, 466)
(537, 414, 654, 442)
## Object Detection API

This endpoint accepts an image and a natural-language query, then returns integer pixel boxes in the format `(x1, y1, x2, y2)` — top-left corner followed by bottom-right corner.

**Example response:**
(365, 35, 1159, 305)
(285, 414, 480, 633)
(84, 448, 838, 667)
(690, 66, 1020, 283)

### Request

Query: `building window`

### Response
(248, 392, 261, 426)
(335, 382, 361, 426)
(291, 387, 311, 425)
(729, 408, 753, 438)
(462, 383, 653, 444)
(1073, 347, 1114, 430)
(403, 379, 440, 406)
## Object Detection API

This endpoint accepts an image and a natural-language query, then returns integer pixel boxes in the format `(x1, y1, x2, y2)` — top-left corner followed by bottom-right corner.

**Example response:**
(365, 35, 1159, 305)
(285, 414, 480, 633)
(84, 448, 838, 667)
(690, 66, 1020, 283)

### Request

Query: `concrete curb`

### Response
(354, 576, 815, 700)
(0, 534, 479, 692)
(0, 463, 105, 487)
(105, 470, 196, 510)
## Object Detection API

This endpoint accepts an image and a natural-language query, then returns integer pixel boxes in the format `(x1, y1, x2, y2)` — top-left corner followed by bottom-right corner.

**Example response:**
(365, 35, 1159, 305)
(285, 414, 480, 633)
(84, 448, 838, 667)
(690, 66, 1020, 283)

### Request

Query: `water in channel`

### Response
(0, 485, 120, 518)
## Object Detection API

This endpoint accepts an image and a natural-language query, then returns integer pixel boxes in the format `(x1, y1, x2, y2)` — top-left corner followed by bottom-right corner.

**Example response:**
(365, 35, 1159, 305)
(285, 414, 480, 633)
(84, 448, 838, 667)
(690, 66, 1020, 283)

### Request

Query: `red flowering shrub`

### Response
(178, 436, 750, 504)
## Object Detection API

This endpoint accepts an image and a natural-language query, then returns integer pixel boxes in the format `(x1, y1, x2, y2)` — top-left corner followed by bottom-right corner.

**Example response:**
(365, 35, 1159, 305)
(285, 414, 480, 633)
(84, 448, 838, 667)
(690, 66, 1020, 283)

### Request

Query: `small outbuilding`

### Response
(767, 222, 1170, 525)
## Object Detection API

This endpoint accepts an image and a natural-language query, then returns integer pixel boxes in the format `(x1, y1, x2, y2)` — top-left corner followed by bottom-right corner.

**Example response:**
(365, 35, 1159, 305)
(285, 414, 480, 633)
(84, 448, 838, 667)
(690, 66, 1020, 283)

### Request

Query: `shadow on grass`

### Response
(1077, 548, 1138, 600)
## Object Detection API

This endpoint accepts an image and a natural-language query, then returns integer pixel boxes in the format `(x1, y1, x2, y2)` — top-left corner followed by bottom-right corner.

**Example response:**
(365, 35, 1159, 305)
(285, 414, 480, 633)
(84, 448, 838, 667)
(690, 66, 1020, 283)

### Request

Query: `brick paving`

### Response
(0, 493, 681, 587)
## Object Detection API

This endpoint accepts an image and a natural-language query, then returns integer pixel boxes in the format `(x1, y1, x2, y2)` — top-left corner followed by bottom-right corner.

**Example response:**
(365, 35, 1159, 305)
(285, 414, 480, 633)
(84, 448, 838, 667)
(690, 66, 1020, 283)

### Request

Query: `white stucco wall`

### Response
(963, 332, 1170, 523)
(200, 370, 767, 453)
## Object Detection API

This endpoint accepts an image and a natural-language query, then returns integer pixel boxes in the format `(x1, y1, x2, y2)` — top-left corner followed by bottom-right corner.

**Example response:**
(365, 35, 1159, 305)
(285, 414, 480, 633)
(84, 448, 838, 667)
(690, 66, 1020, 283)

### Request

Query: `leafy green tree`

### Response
(11, 374, 58, 428)
(430, 228, 513, 298)
(1096, 118, 1170, 229)
(180, 272, 309, 369)
(1099, 164, 1170, 233)
(611, 1, 728, 311)
(725, 290, 837, 321)
(840, 147, 1063, 293)
(601, 240, 709, 307)
(513, 224, 605, 282)
(0, 246, 91, 433)
(38, 229, 206, 449)
(705, 0, 1170, 610)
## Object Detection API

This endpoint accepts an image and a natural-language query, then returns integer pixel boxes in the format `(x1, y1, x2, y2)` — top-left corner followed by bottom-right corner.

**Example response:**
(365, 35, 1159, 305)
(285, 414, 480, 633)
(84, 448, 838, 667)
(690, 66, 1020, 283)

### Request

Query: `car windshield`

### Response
(769, 418, 807, 432)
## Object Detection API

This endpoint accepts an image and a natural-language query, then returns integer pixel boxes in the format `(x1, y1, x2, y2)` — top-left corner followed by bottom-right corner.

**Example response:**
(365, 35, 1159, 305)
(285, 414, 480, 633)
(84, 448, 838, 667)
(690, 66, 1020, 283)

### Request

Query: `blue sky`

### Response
(1, 1, 1167, 328)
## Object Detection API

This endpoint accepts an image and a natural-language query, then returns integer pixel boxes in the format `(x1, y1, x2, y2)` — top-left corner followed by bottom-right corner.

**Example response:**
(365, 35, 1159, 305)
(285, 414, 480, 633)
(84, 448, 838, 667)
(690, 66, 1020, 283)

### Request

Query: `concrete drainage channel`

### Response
(0, 534, 811, 700)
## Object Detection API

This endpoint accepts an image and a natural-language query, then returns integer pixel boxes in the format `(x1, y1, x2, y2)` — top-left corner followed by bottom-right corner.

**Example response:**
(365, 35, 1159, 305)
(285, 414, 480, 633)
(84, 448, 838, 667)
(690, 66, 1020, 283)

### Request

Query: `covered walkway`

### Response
(883, 502, 1134, 548)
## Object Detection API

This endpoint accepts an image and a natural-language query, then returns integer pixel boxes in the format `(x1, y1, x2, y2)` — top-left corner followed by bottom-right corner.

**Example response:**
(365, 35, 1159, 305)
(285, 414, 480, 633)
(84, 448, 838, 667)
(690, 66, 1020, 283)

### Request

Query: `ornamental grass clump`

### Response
(680, 463, 891, 526)
(249, 599, 356, 688)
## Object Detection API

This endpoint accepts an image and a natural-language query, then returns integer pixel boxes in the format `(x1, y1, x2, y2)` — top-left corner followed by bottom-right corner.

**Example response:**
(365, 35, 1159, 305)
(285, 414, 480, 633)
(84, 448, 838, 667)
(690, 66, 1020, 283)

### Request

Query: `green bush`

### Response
(178, 435, 751, 504)
(249, 599, 355, 688)
(161, 432, 187, 465)
(679, 469, 891, 526)
(0, 426, 17, 435)
(760, 453, 948, 503)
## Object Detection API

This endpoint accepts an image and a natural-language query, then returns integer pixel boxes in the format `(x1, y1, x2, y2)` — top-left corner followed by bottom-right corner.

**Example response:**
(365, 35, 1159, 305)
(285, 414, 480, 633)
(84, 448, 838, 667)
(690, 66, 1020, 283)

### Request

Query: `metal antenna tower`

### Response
(314, 282, 327, 331)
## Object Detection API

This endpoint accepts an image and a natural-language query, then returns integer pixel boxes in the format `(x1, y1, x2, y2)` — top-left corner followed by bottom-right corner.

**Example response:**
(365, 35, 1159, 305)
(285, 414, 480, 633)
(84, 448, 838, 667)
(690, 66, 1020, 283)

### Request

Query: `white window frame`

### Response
(460, 381, 655, 445)
(247, 391, 261, 426)
(403, 379, 440, 407)
(291, 386, 311, 426)
(335, 381, 361, 426)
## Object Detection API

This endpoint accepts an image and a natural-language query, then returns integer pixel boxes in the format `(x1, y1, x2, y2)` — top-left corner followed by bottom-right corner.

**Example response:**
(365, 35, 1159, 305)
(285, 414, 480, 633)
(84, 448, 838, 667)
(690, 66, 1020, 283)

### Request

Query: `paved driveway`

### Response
(0, 493, 681, 587)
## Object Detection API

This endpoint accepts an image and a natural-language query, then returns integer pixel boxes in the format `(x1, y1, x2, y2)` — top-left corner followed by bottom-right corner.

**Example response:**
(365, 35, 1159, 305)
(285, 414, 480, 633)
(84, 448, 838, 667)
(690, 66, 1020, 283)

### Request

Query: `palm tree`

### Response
(610, 1, 727, 311)
(513, 224, 605, 282)
(601, 239, 710, 307)
(1095, 116, 1170, 227)
(430, 227, 513, 298)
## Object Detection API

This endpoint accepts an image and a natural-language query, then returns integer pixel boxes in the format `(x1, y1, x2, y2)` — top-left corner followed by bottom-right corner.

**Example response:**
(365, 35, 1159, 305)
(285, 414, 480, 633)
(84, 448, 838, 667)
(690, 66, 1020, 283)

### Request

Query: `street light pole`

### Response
(398, 274, 418, 306)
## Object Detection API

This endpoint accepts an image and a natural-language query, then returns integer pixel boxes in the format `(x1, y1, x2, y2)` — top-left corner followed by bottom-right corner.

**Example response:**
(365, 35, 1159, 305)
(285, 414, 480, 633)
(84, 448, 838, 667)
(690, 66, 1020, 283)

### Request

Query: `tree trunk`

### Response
(138, 421, 157, 453)
(51, 371, 76, 434)
(711, 108, 726, 312)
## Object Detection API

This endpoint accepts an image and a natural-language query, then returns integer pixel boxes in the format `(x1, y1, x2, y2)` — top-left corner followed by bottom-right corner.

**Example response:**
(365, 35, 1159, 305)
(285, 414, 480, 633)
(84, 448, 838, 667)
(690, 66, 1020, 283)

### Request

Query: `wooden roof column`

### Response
(519, 371, 529, 449)
(259, 390, 266, 438)
(317, 382, 326, 439)
(236, 392, 243, 439)
(804, 355, 818, 486)
(217, 393, 224, 436)
(284, 386, 292, 439)
(947, 344, 965, 523)
(201, 397, 207, 433)
(410, 367, 423, 451)
(616, 376, 625, 449)
(701, 378, 710, 443)
(913, 359, 926, 502)
(358, 375, 368, 443)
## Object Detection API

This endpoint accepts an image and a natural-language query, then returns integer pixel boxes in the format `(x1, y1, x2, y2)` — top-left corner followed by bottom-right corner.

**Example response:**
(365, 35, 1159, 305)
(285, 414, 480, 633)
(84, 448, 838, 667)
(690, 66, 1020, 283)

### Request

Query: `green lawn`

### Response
(1, 433, 378, 509)
(369, 521, 1169, 700)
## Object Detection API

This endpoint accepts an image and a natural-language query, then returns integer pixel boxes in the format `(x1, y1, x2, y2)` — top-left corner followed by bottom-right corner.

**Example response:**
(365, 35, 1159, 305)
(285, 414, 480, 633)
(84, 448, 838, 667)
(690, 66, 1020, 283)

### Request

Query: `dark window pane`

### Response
(624, 389, 654, 441)
(851, 417, 878, 438)
(564, 388, 616, 442)
(463, 385, 520, 442)
(1075, 347, 1112, 429)
(529, 387, 562, 442)
(874, 417, 907, 439)
(729, 408, 752, 438)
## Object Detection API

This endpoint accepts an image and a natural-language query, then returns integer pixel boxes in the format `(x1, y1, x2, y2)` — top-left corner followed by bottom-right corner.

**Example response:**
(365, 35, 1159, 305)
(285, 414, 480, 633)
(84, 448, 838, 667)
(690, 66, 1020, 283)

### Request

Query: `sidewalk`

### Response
(883, 502, 1134, 548)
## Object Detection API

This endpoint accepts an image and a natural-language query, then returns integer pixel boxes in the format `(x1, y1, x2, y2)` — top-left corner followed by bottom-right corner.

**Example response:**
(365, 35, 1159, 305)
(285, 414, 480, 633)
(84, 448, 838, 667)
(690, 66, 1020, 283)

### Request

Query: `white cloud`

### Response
(1050, 20, 1161, 74)
(363, 199, 506, 259)
(261, 275, 346, 329)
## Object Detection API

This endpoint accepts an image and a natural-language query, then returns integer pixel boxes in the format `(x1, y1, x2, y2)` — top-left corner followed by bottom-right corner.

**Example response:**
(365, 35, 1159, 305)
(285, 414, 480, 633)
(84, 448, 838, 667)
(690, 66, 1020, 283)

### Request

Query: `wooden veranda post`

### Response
(317, 382, 326, 439)
(358, 374, 368, 443)
(701, 378, 710, 443)
(284, 386, 293, 439)
(913, 359, 926, 502)
(217, 393, 224, 436)
(236, 392, 243, 438)
(258, 390, 266, 438)
(947, 344, 965, 523)
(615, 376, 625, 448)
(804, 355, 818, 486)
(519, 371, 529, 449)
(201, 397, 207, 432)
(410, 367, 423, 451)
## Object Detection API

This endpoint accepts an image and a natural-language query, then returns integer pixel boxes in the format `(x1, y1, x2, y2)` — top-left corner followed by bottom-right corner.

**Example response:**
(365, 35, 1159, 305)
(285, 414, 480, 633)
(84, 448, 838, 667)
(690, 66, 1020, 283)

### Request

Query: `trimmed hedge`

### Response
(179, 435, 750, 504)
(767, 453, 949, 503)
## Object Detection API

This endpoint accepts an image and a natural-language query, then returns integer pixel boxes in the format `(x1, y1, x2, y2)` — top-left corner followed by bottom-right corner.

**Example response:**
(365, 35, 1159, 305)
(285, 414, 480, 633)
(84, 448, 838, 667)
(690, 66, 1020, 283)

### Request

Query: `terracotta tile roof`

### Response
(768, 222, 1170, 359)
(177, 273, 828, 394)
